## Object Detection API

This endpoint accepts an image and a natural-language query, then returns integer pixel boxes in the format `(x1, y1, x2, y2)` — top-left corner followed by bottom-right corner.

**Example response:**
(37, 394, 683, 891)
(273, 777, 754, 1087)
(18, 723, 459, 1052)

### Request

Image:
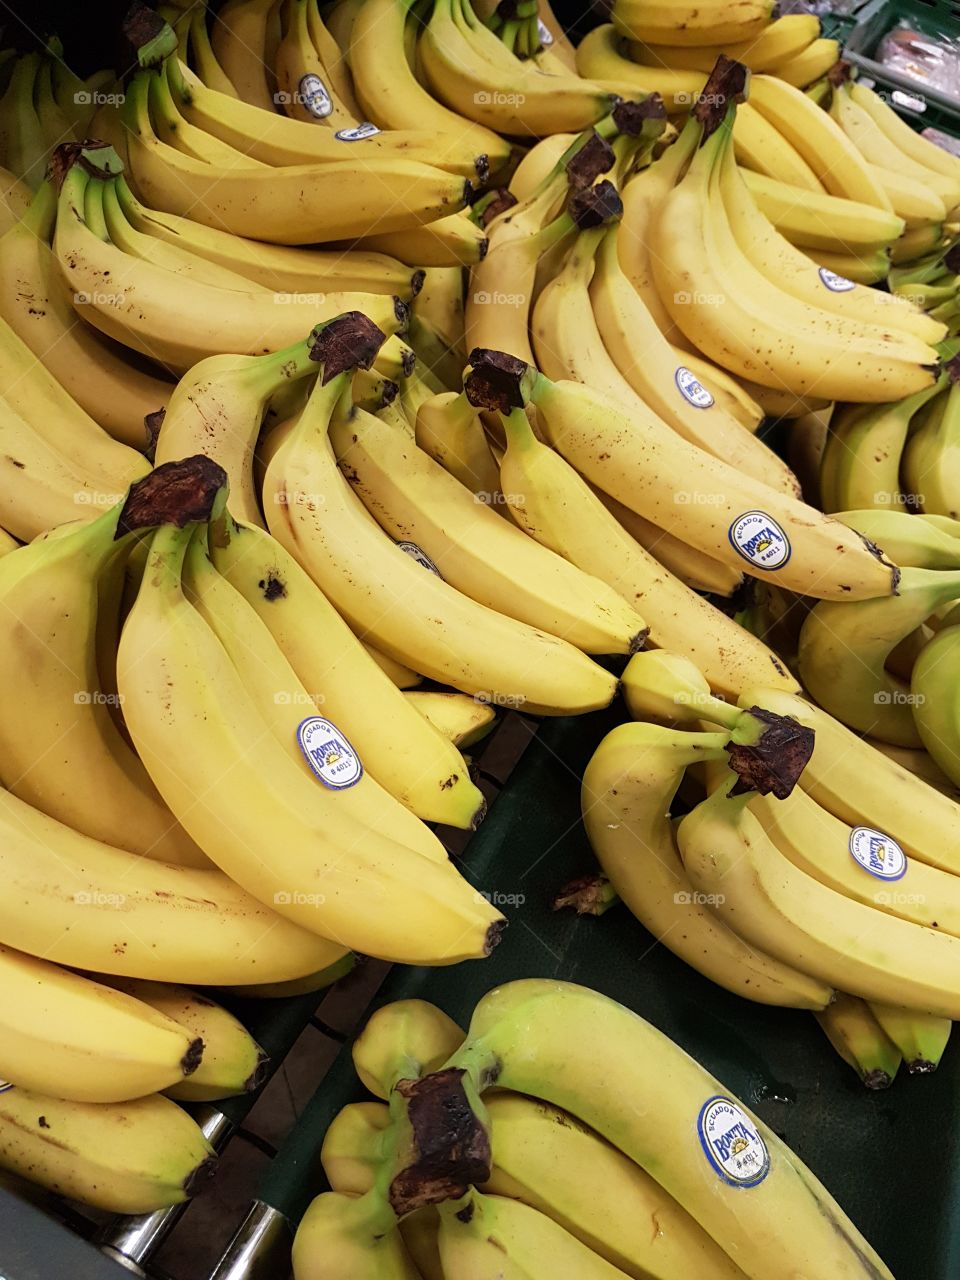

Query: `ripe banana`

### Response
(273, 0, 356, 128)
(0, 1087, 214, 1214)
(503, 364, 898, 600)
(582, 719, 831, 1006)
(0, 946, 202, 1103)
(105, 979, 266, 1102)
(902, 356, 960, 516)
(804, 244, 892, 286)
(293, 1187, 419, 1280)
(912, 622, 960, 790)
(330, 400, 648, 654)
(353, 998, 465, 1097)
(419, 980, 894, 1279)
(263, 351, 618, 714)
(356, 213, 489, 267)
(494, 402, 798, 696)
(211, 0, 278, 112)
(403, 688, 495, 746)
(797, 566, 960, 746)
(575, 25, 706, 112)
(869, 162, 947, 228)
(0, 503, 207, 864)
(775, 38, 841, 88)
(119, 512, 501, 962)
(815, 993, 901, 1089)
(0, 54, 46, 189)
(834, 508, 960, 569)
(739, 169, 904, 252)
(211, 513, 484, 828)
(610, 0, 773, 47)
(850, 80, 960, 185)
(415, 389, 502, 497)
(733, 100, 824, 192)
(680, 777, 960, 1019)
(868, 1001, 952, 1073)
(630, 14, 821, 74)
(0, 182, 169, 449)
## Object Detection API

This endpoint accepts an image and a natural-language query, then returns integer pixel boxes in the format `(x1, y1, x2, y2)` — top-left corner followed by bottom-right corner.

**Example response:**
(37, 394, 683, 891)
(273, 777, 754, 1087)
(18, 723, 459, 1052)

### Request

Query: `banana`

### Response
(408, 266, 466, 389)
(494, 402, 798, 696)
(739, 169, 904, 253)
(834, 509, 960, 569)
(0, 163, 31, 231)
(850, 80, 960, 185)
(411, 980, 895, 1279)
(902, 355, 960, 516)
(119, 66, 471, 245)
(322, 1100, 393, 1191)
(544, 218, 799, 493)
(148, 59, 261, 167)
(330, 395, 648, 654)
(348, 0, 507, 161)
(104, 979, 266, 1101)
(0, 182, 168, 449)
(118, 509, 501, 962)
(185, 5, 239, 97)
(407, 691, 496, 746)
(438, 1190, 636, 1279)
(733, 100, 825, 193)
(668, 348, 765, 431)
(804, 244, 892, 286)
(590, 223, 798, 485)
(53, 150, 404, 370)
(797, 566, 960, 746)
(211, 0, 278, 111)
(892, 222, 948, 266)
(775, 38, 841, 88)
(293, 1187, 420, 1280)
(610, 0, 773, 47)
(223, 952, 356, 999)
(652, 111, 939, 404)
(868, 163, 947, 228)
(680, 776, 960, 1019)
(619, 649, 960, 878)
(0, 1087, 214, 1214)
(728, 372, 830, 421)
(183, 524, 449, 862)
(0, 501, 207, 865)
(263, 343, 618, 715)
(155, 335, 326, 528)
(362, 644, 423, 687)
(820, 377, 947, 513)
(831, 83, 960, 209)
(815, 993, 902, 1089)
(749, 74, 892, 209)
(0, 946, 202, 1103)
(34, 53, 76, 155)
(420, 0, 612, 137)
(496, 362, 899, 600)
(582, 720, 832, 1006)
(630, 14, 821, 74)
(0, 54, 46, 189)
(509, 133, 574, 201)
(415, 389, 502, 497)
(868, 1001, 952, 1073)
(575, 25, 707, 112)
(353, 999, 465, 1097)
(356, 213, 489, 267)
(116, 177, 415, 295)
(749, 782, 960, 939)
(867, 738, 960, 797)
(912, 622, 960, 790)
(210, 513, 483, 827)
(273, 0, 357, 128)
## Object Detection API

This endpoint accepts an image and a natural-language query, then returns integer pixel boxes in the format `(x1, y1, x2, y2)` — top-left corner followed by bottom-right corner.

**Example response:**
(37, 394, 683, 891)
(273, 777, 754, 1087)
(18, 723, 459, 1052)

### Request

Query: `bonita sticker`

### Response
(849, 827, 907, 881)
(0, 1081, 12, 1094)
(675, 366, 714, 409)
(728, 511, 791, 571)
(818, 267, 856, 293)
(397, 540, 442, 577)
(298, 74, 333, 119)
(297, 718, 363, 790)
(698, 1096, 770, 1188)
(336, 122, 381, 141)
(537, 18, 554, 44)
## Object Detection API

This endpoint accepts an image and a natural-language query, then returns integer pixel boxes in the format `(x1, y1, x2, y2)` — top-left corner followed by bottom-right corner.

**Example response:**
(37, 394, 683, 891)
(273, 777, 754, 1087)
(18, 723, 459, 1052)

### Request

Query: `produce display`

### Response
(0, 0, 958, 1275)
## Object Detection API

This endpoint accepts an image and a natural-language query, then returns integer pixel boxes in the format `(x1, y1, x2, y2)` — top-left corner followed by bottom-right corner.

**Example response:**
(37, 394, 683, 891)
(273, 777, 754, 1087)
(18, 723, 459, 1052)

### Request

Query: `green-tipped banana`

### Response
(833, 509, 960, 569)
(868, 1002, 952, 1073)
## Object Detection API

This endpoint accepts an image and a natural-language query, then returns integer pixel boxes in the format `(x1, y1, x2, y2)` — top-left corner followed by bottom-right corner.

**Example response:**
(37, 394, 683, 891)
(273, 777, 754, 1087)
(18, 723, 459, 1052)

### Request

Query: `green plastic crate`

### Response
(845, 0, 960, 129)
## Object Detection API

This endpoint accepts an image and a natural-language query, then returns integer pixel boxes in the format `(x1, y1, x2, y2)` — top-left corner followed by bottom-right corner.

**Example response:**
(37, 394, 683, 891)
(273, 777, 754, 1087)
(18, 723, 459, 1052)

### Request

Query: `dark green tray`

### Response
(257, 707, 960, 1280)
(845, 0, 960, 131)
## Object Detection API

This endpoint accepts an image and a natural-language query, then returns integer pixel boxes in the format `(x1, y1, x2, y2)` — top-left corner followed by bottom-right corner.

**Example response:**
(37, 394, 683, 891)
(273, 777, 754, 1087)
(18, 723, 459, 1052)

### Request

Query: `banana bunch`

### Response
(293, 982, 896, 1278)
